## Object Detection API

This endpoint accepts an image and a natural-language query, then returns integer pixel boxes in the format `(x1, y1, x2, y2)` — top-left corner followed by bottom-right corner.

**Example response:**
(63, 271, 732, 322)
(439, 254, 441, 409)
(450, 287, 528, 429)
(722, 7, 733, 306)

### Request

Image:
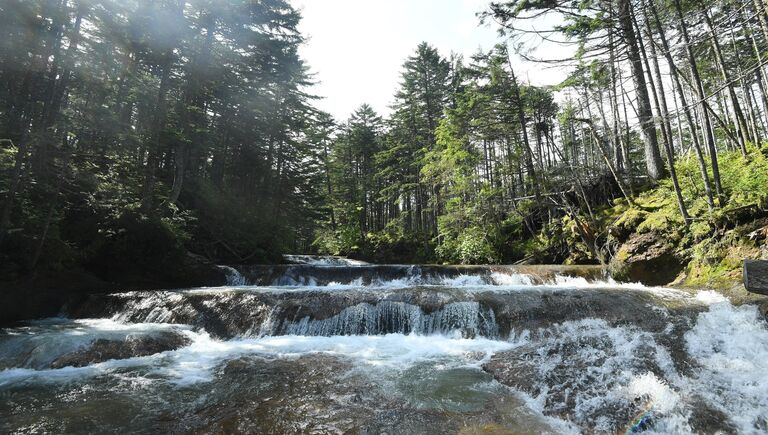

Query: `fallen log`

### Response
(744, 260, 768, 295)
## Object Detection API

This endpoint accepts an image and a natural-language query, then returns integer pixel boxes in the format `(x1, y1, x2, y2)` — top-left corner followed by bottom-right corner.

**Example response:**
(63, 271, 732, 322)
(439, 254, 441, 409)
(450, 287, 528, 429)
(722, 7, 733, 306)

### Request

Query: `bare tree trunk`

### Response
(649, 0, 715, 211)
(673, 0, 725, 206)
(618, 0, 664, 181)
(753, 0, 768, 42)
(746, 82, 763, 144)
(607, 16, 624, 173)
(617, 67, 633, 180)
(634, 8, 671, 160)
(640, 2, 689, 223)
(671, 83, 686, 155)
(704, 10, 750, 156)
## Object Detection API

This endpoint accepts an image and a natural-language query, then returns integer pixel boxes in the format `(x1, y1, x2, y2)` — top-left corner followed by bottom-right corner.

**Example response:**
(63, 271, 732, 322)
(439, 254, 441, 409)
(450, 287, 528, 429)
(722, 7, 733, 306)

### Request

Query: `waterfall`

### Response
(232, 263, 609, 287)
(283, 254, 368, 266)
(218, 265, 249, 286)
(269, 301, 498, 338)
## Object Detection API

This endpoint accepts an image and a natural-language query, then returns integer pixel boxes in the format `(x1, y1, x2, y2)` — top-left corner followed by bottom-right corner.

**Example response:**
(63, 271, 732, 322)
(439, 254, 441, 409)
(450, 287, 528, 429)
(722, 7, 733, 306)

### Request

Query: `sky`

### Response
(290, 0, 572, 121)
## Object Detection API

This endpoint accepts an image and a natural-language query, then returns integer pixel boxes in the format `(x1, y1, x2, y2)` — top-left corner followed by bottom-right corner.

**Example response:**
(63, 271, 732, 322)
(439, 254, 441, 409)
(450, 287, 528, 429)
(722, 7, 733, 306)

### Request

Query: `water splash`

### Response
(218, 265, 250, 286)
(682, 301, 768, 432)
(0, 328, 513, 387)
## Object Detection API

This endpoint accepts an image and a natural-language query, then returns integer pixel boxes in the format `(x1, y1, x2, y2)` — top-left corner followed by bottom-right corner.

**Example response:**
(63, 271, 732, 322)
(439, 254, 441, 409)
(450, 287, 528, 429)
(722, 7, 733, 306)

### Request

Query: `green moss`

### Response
(634, 189, 673, 210)
(612, 208, 648, 233)
(636, 209, 683, 234)
(681, 229, 762, 289)
(689, 221, 713, 240)
(601, 148, 767, 289)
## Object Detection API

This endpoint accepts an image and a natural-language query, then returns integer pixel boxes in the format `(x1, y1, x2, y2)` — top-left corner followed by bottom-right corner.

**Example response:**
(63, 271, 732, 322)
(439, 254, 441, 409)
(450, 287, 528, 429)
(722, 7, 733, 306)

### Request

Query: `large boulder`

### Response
(50, 331, 190, 368)
(609, 232, 684, 286)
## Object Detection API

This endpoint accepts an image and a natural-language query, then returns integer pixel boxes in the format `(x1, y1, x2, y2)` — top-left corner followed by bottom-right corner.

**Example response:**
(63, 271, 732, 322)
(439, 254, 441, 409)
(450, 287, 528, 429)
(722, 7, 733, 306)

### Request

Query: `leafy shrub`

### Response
(313, 223, 361, 256)
(456, 226, 498, 264)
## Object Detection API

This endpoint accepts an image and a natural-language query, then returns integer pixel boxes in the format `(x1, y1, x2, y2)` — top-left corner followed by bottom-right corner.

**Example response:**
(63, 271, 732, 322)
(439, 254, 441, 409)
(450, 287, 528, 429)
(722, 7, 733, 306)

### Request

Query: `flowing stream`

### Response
(1, 260, 767, 433)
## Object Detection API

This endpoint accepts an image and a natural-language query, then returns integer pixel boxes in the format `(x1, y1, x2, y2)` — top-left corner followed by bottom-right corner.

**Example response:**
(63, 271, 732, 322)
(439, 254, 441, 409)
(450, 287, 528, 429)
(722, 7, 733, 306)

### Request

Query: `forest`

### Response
(2, 0, 768, 289)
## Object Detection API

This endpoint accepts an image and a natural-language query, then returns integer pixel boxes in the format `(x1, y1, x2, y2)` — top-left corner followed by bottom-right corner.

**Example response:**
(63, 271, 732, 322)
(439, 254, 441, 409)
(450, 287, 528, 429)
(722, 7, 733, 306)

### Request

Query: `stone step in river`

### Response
(1, 260, 767, 434)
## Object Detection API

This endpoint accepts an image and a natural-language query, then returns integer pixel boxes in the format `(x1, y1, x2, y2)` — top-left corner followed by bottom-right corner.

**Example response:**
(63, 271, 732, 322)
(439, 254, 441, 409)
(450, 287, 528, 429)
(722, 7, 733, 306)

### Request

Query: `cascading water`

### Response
(1, 257, 767, 434)
(217, 265, 250, 286)
(270, 301, 499, 338)
(283, 254, 369, 266)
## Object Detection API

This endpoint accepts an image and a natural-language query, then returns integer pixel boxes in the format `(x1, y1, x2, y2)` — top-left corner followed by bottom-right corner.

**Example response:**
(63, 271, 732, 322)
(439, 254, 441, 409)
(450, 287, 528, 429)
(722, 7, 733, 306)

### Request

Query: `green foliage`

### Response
(595, 148, 768, 244)
(456, 227, 498, 264)
(435, 225, 497, 265)
(4, 0, 767, 284)
(682, 228, 762, 289)
(718, 145, 768, 209)
(313, 223, 361, 257)
(0, 0, 325, 279)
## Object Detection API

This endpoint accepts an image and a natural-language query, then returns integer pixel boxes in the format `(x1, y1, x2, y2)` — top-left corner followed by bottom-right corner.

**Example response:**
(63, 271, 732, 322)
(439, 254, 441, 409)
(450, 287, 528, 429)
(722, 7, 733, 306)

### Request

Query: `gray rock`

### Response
(609, 232, 684, 286)
(50, 332, 190, 368)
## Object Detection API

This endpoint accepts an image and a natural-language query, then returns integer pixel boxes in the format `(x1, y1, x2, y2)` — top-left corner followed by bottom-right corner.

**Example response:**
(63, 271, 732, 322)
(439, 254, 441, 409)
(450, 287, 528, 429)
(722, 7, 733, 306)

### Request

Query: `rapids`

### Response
(1, 260, 767, 433)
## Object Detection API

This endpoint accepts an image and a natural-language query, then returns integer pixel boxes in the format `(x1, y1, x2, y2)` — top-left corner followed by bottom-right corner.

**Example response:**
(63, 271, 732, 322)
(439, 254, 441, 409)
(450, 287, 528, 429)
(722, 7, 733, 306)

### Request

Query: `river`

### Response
(1, 258, 767, 433)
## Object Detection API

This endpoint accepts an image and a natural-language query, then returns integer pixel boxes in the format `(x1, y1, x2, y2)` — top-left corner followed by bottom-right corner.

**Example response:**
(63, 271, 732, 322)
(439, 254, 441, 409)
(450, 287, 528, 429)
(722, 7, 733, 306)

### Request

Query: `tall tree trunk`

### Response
(607, 14, 624, 173)
(649, 0, 715, 211)
(633, 8, 672, 163)
(169, 2, 201, 206)
(617, 0, 664, 181)
(617, 67, 633, 179)
(673, 0, 725, 206)
(704, 11, 750, 156)
(640, 3, 690, 223)
(141, 49, 174, 213)
(642, 5, 675, 153)
(322, 142, 337, 231)
(753, 0, 768, 42)
(508, 66, 540, 200)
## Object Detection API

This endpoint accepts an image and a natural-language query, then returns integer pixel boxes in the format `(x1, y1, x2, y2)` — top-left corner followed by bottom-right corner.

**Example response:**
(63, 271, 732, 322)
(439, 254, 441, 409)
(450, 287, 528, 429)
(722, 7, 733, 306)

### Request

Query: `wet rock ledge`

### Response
(49, 331, 190, 369)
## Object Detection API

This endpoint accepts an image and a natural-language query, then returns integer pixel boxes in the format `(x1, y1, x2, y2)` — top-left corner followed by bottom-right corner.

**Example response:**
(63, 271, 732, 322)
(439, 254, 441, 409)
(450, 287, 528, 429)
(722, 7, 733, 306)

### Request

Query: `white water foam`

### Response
(216, 274, 690, 303)
(490, 272, 535, 286)
(682, 301, 768, 432)
(0, 325, 514, 387)
(496, 296, 768, 433)
(0, 318, 191, 371)
(283, 255, 368, 266)
(693, 289, 729, 304)
(623, 372, 680, 414)
(504, 317, 680, 431)
(163, 333, 513, 386)
(218, 265, 250, 286)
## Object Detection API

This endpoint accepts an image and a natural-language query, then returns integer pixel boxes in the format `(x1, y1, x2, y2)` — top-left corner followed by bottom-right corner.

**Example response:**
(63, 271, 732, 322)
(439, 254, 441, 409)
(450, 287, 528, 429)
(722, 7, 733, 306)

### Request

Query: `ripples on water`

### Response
(1, 265, 767, 434)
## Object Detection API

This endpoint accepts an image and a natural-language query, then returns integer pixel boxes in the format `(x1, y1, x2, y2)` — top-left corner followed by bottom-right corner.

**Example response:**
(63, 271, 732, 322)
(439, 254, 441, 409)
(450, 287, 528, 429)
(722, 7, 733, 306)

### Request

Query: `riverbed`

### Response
(1, 262, 767, 433)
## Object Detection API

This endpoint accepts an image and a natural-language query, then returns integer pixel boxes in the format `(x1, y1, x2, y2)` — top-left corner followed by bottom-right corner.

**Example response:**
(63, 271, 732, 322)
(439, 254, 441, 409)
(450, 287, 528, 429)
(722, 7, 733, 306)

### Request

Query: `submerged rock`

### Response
(609, 232, 684, 286)
(49, 331, 190, 368)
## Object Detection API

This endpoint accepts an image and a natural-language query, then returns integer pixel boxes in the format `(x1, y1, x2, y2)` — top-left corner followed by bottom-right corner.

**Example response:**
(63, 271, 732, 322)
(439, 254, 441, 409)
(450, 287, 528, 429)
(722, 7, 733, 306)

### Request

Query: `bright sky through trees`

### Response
(292, 0, 570, 119)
